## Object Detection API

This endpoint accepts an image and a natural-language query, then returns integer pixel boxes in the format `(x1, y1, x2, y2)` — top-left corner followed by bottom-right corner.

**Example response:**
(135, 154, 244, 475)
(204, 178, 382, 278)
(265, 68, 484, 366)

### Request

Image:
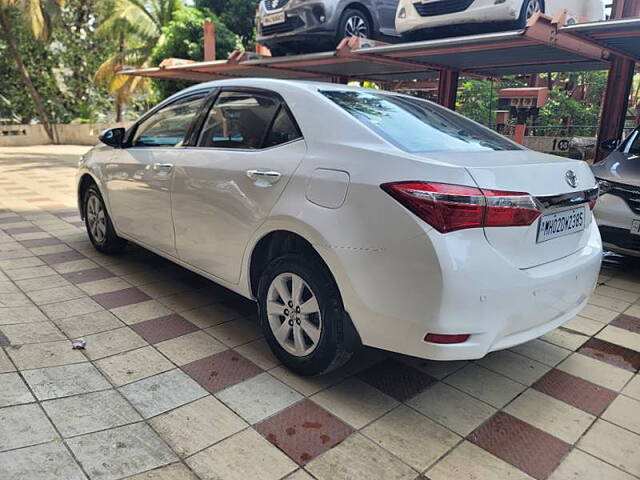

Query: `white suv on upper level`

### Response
(396, 0, 605, 39)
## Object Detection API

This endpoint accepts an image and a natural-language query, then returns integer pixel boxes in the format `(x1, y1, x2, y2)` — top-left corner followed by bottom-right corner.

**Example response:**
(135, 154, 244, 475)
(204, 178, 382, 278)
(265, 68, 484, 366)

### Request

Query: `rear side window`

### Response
(199, 92, 278, 149)
(265, 107, 301, 147)
(321, 90, 520, 153)
(132, 94, 206, 147)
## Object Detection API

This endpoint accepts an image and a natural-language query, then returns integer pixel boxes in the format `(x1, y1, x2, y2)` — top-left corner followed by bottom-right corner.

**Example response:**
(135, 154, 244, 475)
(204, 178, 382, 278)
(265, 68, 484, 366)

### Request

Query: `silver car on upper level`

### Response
(255, 0, 399, 56)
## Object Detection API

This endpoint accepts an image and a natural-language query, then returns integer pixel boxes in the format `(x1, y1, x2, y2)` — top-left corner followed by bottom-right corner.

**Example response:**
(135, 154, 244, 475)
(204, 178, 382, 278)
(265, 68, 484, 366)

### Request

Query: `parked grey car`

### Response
(256, 0, 399, 56)
(592, 127, 640, 256)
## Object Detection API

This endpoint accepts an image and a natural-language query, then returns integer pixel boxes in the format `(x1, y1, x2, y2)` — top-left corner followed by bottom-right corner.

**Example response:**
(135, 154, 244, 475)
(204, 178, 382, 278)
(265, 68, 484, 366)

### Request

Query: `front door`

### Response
(172, 89, 305, 283)
(105, 92, 208, 255)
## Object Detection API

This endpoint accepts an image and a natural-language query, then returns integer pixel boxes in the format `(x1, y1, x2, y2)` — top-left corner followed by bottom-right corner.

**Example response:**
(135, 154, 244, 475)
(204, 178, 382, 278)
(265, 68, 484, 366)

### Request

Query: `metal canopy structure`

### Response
(564, 17, 640, 59)
(121, 14, 640, 84)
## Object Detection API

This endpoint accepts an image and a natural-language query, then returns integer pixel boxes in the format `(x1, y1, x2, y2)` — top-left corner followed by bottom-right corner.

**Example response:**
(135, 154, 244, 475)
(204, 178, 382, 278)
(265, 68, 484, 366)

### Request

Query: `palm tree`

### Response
(95, 0, 181, 121)
(0, 0, 64, 142)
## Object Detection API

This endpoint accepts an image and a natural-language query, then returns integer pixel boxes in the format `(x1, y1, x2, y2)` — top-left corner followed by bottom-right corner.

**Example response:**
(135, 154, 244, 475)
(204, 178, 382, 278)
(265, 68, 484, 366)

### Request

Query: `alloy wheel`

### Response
(344, 15, 369, 38)
(266, 272, 322, 357)
(86, 194, 107, 244)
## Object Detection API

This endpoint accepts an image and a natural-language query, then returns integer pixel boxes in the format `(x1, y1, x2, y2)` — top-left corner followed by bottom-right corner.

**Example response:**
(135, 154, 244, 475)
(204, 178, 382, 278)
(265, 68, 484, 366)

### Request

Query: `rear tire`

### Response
(516, 0, 544, 28)
(257, 253, 353, 376)
(83, 185, 127, 254)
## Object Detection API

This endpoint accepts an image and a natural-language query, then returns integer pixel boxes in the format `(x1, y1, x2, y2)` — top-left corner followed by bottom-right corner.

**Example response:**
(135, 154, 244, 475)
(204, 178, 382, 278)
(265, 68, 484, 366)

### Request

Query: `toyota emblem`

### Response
(565, 170, 578, 188)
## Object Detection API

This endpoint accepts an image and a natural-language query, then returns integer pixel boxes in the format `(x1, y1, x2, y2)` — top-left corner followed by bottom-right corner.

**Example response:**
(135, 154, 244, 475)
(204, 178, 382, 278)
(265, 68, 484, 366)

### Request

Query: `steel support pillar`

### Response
(595, 0, 639, 161)
(203, 21, 216, 62)
(437, 69, 459, 110)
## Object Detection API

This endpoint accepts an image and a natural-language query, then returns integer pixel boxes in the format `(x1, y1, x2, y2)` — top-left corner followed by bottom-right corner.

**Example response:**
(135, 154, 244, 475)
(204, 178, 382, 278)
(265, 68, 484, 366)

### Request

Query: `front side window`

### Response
(199, 91, 281, 149)
(132, 94, 207, 147)
(321, 90, 521, 153)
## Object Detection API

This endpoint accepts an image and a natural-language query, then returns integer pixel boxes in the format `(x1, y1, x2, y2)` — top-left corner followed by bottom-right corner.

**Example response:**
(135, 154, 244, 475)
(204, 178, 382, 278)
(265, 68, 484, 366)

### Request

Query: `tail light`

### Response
(381, 182, 542, 233)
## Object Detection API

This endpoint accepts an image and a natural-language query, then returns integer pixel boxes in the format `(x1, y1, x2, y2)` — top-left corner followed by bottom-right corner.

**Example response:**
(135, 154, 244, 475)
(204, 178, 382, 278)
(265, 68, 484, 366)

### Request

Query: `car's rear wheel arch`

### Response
(249, 230, 331, 299)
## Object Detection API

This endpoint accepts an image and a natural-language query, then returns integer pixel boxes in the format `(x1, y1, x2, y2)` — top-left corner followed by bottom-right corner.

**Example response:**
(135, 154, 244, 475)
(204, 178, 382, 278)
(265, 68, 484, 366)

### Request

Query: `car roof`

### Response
(179, 78, 384, 97)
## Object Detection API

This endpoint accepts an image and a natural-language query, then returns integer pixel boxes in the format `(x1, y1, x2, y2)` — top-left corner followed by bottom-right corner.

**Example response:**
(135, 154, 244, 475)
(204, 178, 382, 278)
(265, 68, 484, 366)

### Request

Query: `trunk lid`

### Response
(421, 150, 598, 268)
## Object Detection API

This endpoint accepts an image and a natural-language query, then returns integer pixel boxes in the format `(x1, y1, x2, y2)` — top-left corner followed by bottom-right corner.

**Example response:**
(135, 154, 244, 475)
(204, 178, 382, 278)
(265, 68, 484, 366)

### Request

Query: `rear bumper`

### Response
(328, 221, 601, 361)
(396, 0, 521, 34)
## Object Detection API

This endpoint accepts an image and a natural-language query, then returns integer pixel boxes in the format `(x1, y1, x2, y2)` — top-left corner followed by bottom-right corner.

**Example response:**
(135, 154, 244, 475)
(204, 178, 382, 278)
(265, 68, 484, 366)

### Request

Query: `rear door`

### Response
(172, 88, 306, 284)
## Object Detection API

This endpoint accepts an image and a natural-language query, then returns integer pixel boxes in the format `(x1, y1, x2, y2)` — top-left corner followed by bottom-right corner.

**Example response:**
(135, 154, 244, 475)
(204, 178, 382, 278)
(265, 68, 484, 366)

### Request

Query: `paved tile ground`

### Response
(1, 145, 640, 480)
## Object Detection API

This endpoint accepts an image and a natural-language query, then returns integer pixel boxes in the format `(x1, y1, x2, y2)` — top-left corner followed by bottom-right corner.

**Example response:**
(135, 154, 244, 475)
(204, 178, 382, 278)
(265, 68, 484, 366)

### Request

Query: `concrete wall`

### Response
(0, 123, 132, 147)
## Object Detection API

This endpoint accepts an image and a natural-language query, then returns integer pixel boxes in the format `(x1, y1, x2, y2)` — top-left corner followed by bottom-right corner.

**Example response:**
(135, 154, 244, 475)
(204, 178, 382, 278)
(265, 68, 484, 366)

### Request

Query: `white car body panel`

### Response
(172, 140, 306, 284)
(78, 78, 602, 361)
(395, 0, 606, 34)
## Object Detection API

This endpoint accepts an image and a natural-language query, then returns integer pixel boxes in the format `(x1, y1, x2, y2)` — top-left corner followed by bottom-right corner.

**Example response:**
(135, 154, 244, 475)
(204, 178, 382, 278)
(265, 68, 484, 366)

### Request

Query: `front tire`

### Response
(83, 185, 127, 254)
(257, 253, 353, 376)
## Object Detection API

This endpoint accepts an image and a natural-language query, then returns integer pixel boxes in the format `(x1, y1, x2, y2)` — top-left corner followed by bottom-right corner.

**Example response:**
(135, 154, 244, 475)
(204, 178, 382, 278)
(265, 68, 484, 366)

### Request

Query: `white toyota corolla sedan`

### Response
(78, 78, 602, 375)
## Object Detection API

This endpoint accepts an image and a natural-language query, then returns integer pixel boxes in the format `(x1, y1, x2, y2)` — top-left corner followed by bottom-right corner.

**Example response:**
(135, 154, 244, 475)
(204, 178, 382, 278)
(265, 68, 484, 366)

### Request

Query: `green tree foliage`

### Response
(94, 0, 183, 120)
(195, 0, 257, 48)
(150, 7, 238, 99)
(0, 0, 111, 128)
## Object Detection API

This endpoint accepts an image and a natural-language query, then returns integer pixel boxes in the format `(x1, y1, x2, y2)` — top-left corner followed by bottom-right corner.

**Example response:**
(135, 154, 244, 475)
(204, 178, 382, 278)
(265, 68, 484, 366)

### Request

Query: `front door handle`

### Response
(246, 169, 282, 186)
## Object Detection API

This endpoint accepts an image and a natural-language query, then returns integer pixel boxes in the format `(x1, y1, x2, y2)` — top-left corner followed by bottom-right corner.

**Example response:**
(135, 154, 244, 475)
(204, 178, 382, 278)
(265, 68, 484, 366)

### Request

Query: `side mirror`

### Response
(599, 138, 619, 153)
(99, 127, 125, 148)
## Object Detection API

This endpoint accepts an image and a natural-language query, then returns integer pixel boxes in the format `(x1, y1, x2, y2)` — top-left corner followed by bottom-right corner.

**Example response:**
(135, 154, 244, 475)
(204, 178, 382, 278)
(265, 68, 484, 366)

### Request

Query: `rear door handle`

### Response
(153, 163, 174, 172)
(246, 169, 282, 186)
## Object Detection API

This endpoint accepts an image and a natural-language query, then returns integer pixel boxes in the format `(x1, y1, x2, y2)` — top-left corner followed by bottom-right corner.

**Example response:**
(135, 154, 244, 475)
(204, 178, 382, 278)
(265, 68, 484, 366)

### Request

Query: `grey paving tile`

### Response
(41, 297, 103, 321)
(0, 441, 86, 480)
(119, 369, 207, 418)
(0, 372, 35, 407)
(43, 389, 142, 437)
(0, 306, 47, 325)
(0, 321, 65, 345)
(67, 422, 177, 480)
(22, 363, 111, 400)
(54, 310, 124, 338)
(0, 403, 58, 451)
(216, 372, 302, 424)
(5, 340, 86, 370)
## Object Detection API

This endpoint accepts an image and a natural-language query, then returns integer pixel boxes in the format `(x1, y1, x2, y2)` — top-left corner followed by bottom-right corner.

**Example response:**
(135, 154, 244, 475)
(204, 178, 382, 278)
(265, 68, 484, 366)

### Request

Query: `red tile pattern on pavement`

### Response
(131, 314, 199, 344)
(578, 338, 640, 372)
(92, 287, 151, 309)
(39, 250, 86, 265)
(611, 314, 640, 334)
(532, 368, 616, 416)
(182, 350, 262, 393)
(62, 267, 115, 284)
(357, 357, 436, 402)
(256, 399, 354, 465)
(469, 412, 571, 480)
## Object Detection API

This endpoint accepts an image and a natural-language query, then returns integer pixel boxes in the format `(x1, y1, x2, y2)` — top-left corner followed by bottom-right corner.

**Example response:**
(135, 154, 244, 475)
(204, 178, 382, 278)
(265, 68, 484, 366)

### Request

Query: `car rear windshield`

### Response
(321, 90, 521, 153)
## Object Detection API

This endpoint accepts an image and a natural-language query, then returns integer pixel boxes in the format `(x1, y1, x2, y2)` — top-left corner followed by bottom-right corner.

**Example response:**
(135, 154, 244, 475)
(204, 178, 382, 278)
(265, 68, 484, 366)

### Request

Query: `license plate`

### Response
(632, 220, 640, 236)
(537, 206, 586, 243)
(263, 12, 285, 26)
